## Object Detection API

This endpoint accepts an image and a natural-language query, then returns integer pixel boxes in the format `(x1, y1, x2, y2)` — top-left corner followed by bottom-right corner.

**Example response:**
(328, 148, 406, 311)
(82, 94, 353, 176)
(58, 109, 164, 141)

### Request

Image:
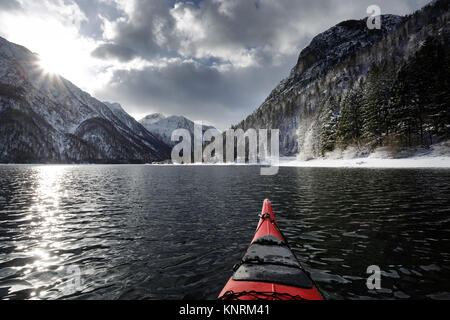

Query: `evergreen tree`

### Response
(320, 96, 340, 156)
(389, 36, 450, 147)
(336, 87, 365, 148)
(426, 37, 450, 141)
(362, 62, 397, 147)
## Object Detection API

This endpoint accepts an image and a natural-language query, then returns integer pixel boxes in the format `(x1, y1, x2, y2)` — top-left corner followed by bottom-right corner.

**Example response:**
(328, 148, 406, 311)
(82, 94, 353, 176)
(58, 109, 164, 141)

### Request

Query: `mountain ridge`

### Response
(233, 0, 450, 157)
(0, 36, 171, 163)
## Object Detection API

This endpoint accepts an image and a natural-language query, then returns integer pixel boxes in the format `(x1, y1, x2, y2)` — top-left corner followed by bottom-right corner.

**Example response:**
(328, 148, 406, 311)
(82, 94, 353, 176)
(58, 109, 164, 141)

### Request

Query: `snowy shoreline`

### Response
(1, 156, 449, 169)
(278, 156, 450, 169)
(154, 155, 450, 169)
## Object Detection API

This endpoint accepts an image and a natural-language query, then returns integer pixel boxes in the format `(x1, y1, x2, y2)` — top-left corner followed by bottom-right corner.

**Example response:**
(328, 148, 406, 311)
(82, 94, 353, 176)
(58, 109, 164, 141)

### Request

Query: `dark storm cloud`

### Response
(92, 43, 137, 62)
(0, 0, 21, 11)
(72, 0, 125, 40)
(97, 60, 291, 129)
(88, 0, 432, 128)
(95, 0, 178, 61)
(92, 0, 332, 64)
(92, 0, 432, 64)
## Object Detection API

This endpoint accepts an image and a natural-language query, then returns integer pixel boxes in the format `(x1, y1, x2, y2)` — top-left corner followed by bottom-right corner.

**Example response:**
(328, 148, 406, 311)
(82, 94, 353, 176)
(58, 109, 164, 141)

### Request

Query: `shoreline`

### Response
(278, 156, 450, 169)
(1, 156, 449, 169)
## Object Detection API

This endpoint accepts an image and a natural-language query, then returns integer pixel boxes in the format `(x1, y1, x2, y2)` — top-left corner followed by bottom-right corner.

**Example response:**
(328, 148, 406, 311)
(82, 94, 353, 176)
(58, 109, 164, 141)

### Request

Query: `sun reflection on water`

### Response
(26, 166, 69, 278)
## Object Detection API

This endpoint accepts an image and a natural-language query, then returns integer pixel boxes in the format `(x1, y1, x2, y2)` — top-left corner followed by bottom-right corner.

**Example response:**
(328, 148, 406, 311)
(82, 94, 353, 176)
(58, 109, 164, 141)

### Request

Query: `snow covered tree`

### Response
(336, 87, 365, 148)
(362, 62, 396, 147)
(320, 96, 340, 156)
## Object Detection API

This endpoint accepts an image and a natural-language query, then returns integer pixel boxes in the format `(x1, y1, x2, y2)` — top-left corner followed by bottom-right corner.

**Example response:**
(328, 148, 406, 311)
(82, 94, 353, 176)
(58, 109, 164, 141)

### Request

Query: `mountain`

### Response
(140, 113, 167, 125)
(0, 36, 171, 163)
(140, 114, 216, 147)
(234, 0, 450, 158)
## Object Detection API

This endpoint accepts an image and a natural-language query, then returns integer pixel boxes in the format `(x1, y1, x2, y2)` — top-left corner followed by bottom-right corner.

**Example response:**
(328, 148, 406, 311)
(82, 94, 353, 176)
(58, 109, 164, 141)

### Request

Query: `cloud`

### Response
(95, 59, 291, 129)
(1, 0, 433, 129)
(92, 0, 178, 61)
(0, 0, 21, 11)
(92, 43, 137, 62)
(72, 0, 126, 40)
(93, 0, 432, 67)
(93, 0, 431, 129)
(0, 0, 107, 92)
(93, 0, 332, 66)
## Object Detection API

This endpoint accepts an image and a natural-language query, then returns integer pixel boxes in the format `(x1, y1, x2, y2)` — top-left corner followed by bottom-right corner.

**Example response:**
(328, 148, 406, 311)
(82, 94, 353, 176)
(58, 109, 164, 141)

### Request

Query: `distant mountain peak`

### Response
(140, 113, 167, 125)
(139, 113, 216, 147)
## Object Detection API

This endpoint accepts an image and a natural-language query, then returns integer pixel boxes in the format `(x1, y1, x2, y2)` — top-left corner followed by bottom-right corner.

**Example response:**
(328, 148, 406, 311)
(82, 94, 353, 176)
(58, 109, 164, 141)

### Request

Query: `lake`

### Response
(0, 165, 449, 300)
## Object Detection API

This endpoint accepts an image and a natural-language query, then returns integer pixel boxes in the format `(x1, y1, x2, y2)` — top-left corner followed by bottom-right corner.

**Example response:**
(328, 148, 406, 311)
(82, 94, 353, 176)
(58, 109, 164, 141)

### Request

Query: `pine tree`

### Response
(426, 37, 450, 141)
(320, 96, 340, 156)
(336, 87, 364, 148)
(389, 36, 450, 147)
(362, 64, 382, 146)
(362, 62, 396, 147)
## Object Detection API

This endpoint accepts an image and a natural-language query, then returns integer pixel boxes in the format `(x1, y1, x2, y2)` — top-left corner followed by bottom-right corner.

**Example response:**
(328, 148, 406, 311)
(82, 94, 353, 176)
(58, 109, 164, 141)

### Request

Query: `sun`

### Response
(2, 8, 105, 91)
(38, 54, 63, 75)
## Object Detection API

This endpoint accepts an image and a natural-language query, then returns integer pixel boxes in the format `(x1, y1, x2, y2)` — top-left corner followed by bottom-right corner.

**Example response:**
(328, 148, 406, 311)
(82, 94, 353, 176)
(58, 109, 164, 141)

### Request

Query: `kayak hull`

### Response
(218, 199, 323, 301)
(219, 280, 323, 301)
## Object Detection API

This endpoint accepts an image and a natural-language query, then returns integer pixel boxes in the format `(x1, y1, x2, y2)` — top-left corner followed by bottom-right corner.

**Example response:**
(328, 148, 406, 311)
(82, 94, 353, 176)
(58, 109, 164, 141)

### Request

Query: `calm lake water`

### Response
(0, 165, 449, 300)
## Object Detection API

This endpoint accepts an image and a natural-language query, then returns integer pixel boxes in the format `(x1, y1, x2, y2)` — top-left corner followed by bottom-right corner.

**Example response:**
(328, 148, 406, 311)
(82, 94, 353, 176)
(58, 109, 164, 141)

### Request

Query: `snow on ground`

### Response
(2, 143, 449, 169)
(2, 156, 449, 168)
(279, 156, 450, 169)
(151, 155, 450, 169)
(286, 142, 450, 168)
(153, 144, 450, 169)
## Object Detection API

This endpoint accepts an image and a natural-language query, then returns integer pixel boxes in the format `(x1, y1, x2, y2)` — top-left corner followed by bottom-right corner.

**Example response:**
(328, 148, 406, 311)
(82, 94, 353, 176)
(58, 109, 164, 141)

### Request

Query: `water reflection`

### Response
(0, 165, 449, 300)
(24, 167, 68, 298)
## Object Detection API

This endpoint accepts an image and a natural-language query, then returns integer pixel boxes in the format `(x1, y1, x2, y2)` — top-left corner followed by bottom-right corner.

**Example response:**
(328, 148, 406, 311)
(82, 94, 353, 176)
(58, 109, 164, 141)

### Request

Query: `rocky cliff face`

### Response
(234, 0, 450, 157)
(0, 37, 171, 163)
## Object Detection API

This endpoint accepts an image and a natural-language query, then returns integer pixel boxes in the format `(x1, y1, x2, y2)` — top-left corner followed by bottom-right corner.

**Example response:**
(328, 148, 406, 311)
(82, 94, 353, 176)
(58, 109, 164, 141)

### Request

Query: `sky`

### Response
(0, 0, 432, 129)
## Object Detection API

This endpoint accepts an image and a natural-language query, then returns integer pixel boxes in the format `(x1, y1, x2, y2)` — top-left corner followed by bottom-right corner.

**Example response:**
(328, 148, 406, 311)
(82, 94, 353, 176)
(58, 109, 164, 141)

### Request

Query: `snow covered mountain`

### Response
(141, 113, 166, 125)
(235, 14, 405, 156)
(140, 114, 216, 147)
(234, 0, 450, 157)
(0, 36, 171, 163)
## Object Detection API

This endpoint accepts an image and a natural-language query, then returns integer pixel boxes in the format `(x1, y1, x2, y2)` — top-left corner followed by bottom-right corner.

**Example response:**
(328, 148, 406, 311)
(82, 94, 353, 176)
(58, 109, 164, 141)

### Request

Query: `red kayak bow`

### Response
(218, 199, 323, 300)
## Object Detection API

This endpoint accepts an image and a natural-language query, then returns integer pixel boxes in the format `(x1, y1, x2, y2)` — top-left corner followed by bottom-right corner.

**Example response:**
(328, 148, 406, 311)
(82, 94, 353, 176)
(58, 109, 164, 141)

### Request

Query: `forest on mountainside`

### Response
(320, 36, 450, 156)
(232, 0, 450, 159)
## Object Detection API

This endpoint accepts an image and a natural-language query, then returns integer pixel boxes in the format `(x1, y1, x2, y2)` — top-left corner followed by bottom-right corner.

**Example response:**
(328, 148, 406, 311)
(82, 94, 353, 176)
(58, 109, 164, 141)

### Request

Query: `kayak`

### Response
(218, 199, 323, 300)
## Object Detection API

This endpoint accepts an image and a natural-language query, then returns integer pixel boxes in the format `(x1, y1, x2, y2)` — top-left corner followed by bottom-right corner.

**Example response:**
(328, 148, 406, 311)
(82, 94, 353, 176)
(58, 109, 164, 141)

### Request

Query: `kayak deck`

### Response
(218, 199, 323, 300)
